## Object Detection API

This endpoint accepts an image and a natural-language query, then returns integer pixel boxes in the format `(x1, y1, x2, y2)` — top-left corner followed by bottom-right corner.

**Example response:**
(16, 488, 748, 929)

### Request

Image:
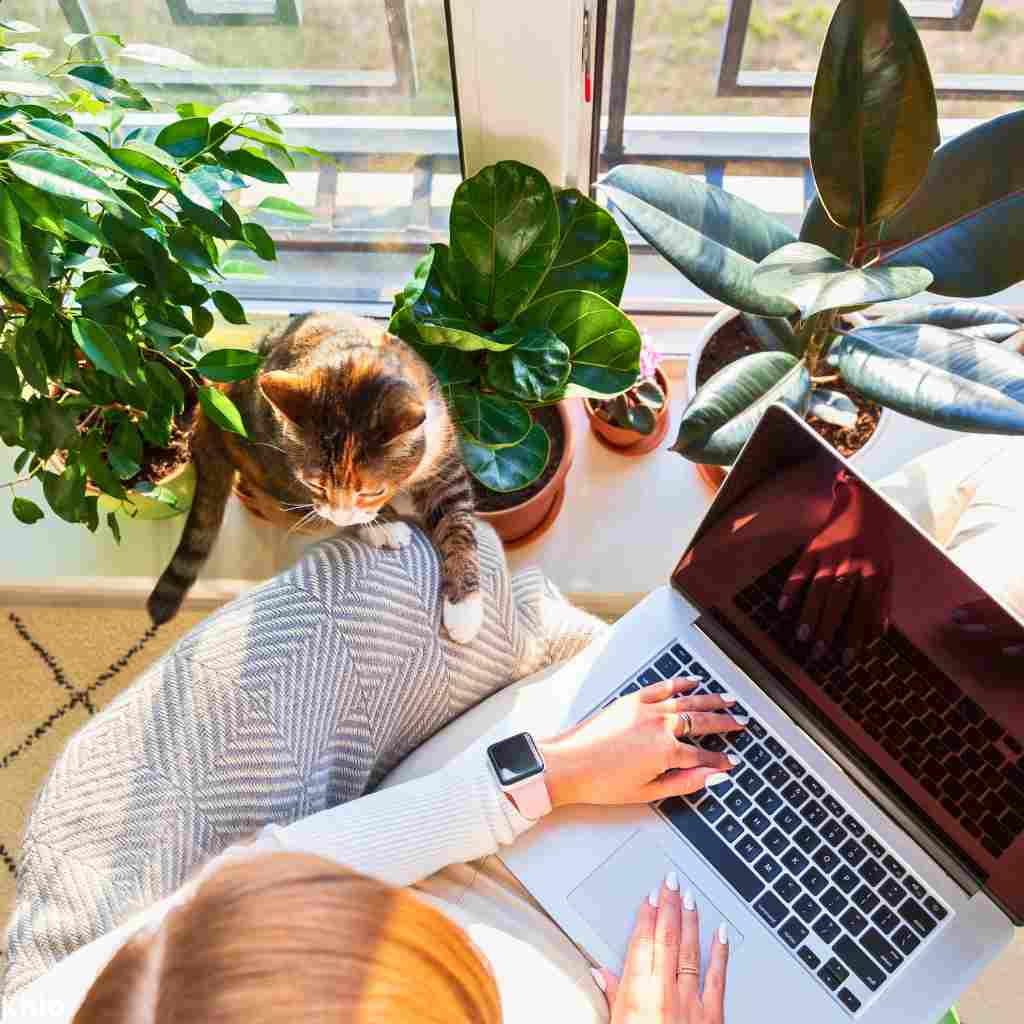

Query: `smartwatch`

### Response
(487, 732, 552, 820)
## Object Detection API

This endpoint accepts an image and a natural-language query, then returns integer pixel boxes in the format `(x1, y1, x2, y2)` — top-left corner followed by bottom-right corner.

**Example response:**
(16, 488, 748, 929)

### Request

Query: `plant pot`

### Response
(583, 368, 672, 456)
(687, 308, 890, 492)
(475, 401, 576, 548)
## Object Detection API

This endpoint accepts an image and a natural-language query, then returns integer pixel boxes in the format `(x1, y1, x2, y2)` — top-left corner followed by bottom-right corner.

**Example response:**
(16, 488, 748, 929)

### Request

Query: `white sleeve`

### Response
(3, 748, 533, 1023)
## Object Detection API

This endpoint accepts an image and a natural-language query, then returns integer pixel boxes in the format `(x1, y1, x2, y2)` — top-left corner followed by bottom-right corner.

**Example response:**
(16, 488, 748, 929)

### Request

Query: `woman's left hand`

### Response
(537, 677, 745, 809)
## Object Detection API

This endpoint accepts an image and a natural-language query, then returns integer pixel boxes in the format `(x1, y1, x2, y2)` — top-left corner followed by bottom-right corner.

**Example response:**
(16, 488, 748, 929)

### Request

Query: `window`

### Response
(595, 0, 1023, 309)
(30, 0, 463, 314)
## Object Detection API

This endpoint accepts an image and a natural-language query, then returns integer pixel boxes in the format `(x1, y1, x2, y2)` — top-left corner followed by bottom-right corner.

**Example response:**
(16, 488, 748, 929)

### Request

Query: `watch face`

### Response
(488, 733, 544, 787)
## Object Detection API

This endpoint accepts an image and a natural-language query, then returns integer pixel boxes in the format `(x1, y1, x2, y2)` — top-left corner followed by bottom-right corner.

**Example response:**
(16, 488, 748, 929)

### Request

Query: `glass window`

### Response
(596, 0, 1023, 309)
(28, 0, 461, 312)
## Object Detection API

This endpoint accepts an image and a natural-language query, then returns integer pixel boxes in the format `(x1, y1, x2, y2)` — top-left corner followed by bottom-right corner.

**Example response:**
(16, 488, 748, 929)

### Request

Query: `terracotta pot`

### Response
(583, 368, 672, 456)
(688, 308, 891, 492)
(476, 401, 575, 548)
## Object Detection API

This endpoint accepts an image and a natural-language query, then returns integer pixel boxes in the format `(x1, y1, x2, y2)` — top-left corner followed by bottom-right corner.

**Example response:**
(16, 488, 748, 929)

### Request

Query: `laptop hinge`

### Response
(694, 612, 982, 898)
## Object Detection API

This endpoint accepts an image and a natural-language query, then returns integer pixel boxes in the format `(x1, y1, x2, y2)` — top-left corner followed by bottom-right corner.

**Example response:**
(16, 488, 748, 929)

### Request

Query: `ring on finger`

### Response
(676, 964, 700, 978)
(678, 712, 694, 738)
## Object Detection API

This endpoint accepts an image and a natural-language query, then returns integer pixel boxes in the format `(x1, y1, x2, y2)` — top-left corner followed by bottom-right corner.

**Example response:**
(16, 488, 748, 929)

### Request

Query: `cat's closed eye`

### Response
(360, 486, 387, 499)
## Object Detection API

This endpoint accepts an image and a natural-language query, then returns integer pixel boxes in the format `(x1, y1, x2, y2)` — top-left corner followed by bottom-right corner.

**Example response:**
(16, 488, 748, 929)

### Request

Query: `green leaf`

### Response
(42, 459, 86, 522)
(80, 431, 126, 499)
(752, 243, 932, 319)
(599, 165, 798, 317)
(516, 289, 642, 398)
(21, 118, 117, 169)
(0, 182, 44, 296)
(448, 161, 559, 325)
(418, 318, 517, 352)
(210, 289, 247, 324)
(450, 387, 532, 447)
(408, 344, 477, 386)
(199, 385, 247, 436)
(390, 243, 467, 333)
(65, 65, 150, 110)
(625, 402, 658, 435)
(0, 351, 18, 396)
(144, 360, 186, 411)
(5, 178, 63, 237)
(5, 148, 126, 208)
(255, 196, 313, 222)
(12, 495, 43, 524)
(72, 318, 129, 380)
(197, 347, 262, 382)
(221, 147, 287, 184)
(1, 20, 40, 33)
(61, 203, 107, 246)
(106, 510, 121, 542)
(180, 167, 224, 211)
(672, 351, 812, 465)
(874, 303, 1021, 343)
(138, 403, 172, 447)
(108, 417, 143, 478)
(741, 313, 803, 357)
(110, 146, 178, 189)
(192, 307, 215, 336)
(119, 43, 197, 68)
(808, 389, 859, 429)
(799, 196, 855, 262)
(485, 326, 571, 402)
(77, 272, 138, 309)
(461, 421, 550, 492)
(65, 31, 123, 49)
(810, 0, 938, 230)
(156, 117, 209, 159)
(14, 330, 47, 392)
(170, 226, 216, 273)
(220, 258, 266, 278)
(241, 221, 275, 260)
(532, 188, 628, 306)
(831, 324, 1024, 434)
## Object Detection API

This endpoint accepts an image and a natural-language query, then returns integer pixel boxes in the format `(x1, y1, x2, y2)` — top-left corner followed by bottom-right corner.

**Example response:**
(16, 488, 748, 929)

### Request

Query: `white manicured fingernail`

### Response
(727, 753, 742, 766)
(649, 887, 661, 907)
(706, 772, 731, 787)
(666, 870, 679, 892)
(590, 967, 606, 991)
(721, 692, 738, 704)
(717, 922, 729, 945)
(731, 716, 750, 726)
(683, 888, 696, 911)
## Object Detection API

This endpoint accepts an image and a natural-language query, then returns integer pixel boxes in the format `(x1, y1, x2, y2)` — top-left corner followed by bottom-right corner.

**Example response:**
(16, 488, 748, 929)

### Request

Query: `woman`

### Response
(7, 676, 742, 1023)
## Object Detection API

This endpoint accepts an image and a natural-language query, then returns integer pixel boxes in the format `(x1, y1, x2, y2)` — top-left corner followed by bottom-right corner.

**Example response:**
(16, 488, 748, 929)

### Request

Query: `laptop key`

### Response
(754, 854, 782, 883)
(744, 809, 771, 836)
(730, 730, 753, 752)
(764, 762, 790, 788)
(803, 800, 828, 828)
(737, 768, 764, 795)
(746, 743, 771, 769)
(716, 815, 743, 843)
(783, 781, 810, 808)
(781, 848, 809, 875)
(774, 874, 801, 902)
(821, 820, 848, 847)
(766, 737, 787, 759)
(802, 867, 828, 896)
(898, 897, 937, 938)
(821, 887, 848, 915)
(833, 865, 860, 894)
(853, 886, 880, 914)
(660, 798, 766, 902)
(904, 876, 927, 901)
(818, 958, 849, 991)
(747, 719, 767, 739)
(862, 928, 904, 973)
(872, 906, 900, 934)
(702, 734, 727, 753)
(863, 834, 886, 858)
(882, 855, 906, 878)
(794, 825, 822, 853)
(621, 681, 641, 695)
(638, 668, 662, 687)
(754, 891, 788, 927)
(671, 643, 692, 665)
(813, 914, 841, 944)
(838, 988, 862, 1013)
(813, 847, 839, 874)
(763, 827, 788, 856)
(824, 795, 845, 818)
(710, 776, 733, 797)
(775, 807, 801, 834)
(699, 797, 725, 823)
(782, 754, 805, 777)
(892, 924, 921, 955)
(804, 776, 826, 799)
(655, 652, 682, 679)
(861, 858, 886, 887)
(798, 945, 821, 971)
(736, 835, 763, 863)
(689, 662, 711, 683)
(834, 935, 886, 992)
(779, 916, 810, 949)
(839, 907, 868, 936)
(724, 790, 752, 816)
(924, 896, 947, 921)
(793, 894, 821, 923)
(839, 838, 867, 867)
(756, 789, 784, 815)
(842, 814, 866, 838)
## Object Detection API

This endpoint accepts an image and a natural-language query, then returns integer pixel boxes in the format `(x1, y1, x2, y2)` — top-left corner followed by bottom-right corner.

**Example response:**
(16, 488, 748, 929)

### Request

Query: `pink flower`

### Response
(638, 335, 661, 381)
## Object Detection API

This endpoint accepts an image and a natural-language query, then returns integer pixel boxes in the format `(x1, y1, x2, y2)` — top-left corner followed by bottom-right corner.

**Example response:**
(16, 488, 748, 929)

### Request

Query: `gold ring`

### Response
(676, 965, 700, 977)
(678, 712, 694, 738)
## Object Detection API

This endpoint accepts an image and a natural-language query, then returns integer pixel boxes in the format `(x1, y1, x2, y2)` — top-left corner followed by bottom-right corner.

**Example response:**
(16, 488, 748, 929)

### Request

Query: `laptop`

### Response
(500, 403, 1023, 1023)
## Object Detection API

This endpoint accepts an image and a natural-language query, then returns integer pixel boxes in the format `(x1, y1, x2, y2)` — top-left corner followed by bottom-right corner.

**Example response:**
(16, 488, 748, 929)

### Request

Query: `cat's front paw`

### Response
(444, 591, 483, 644)
(357, 521, 413, 550)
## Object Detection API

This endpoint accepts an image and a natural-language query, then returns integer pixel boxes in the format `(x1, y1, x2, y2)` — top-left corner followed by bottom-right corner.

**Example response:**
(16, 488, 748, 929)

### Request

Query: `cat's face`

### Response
(260, 367, 427, 527)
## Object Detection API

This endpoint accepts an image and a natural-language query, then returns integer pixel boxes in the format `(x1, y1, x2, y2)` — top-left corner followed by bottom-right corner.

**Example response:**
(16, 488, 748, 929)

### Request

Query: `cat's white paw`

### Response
(357, 521, 413, 550)
(444, 591, 483, 644)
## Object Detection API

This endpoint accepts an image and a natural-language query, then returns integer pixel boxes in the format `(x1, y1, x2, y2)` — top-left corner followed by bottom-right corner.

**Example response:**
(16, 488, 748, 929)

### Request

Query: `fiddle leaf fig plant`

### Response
(0, 29, 318, 534)
(592, 336, 666, 435)
(600, 0, 1024, 467)
(391, 160, 641, 491)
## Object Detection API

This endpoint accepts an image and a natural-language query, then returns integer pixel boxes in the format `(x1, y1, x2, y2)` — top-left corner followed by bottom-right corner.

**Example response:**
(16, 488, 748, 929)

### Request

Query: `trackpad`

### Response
(568, 832, 744, 978)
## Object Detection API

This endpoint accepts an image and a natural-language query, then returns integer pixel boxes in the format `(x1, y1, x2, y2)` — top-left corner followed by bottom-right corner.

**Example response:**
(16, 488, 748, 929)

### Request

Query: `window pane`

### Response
(598, 0, 1023, 308)
(29, 0, 460, 311)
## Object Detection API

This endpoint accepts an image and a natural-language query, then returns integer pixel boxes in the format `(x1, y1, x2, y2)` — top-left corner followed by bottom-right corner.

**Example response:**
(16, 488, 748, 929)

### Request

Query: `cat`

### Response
(147, 311, 483, 643)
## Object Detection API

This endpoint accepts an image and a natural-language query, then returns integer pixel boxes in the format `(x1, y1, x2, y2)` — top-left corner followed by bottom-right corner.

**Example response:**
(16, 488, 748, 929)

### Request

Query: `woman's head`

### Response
(74, 852, 501, 1024)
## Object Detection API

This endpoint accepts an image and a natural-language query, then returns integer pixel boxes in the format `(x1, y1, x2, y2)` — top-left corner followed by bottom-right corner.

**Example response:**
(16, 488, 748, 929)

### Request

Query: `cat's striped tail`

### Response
(147, 412, 235, 625)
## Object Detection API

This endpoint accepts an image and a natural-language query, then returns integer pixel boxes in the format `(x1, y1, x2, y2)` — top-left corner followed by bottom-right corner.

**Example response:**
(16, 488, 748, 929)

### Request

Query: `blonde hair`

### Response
(73, 852, 502, 1024)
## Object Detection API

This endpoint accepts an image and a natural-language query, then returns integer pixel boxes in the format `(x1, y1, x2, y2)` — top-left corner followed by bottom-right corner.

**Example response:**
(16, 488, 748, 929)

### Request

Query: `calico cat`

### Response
(147, 311, 483, 643)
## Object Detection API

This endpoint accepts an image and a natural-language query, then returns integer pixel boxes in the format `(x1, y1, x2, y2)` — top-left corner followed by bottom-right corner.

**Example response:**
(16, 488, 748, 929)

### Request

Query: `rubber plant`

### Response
(599, 0, 1024, 468)
(0, 25, 318, 534)
(390, 160, 642, 493)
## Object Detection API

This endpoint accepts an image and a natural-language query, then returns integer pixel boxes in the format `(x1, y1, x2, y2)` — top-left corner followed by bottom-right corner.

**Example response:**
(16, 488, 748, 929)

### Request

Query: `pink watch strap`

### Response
(511, 773, 552, 819)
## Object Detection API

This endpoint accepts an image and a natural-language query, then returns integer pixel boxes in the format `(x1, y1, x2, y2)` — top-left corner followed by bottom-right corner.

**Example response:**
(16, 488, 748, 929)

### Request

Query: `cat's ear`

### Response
(260, 371, 309, 426)
(378, 380, 426, 443)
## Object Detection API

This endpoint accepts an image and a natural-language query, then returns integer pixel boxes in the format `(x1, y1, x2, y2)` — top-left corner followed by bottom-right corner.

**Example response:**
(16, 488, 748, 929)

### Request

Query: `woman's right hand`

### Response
(594, 873, 730, 1023)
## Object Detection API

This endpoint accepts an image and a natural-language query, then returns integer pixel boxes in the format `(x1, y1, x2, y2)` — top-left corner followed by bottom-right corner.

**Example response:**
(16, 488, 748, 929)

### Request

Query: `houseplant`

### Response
(390, 160, 642, 544)
(584, 337, 671, 454)
(600, 0, 1024, 487)
(0, 27, 316, 536)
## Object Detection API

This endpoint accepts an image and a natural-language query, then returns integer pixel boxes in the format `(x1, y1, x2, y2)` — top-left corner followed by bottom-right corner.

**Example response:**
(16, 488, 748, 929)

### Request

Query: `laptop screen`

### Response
(672, 405, 1024, 923)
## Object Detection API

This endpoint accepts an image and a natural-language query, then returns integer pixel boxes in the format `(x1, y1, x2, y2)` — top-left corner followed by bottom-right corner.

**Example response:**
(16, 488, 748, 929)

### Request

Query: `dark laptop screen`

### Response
(672, 405, 1024, 923)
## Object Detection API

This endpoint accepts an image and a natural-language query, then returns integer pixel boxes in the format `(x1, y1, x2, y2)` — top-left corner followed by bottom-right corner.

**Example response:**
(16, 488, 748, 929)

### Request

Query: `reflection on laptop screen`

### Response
(672, 406, 1024, 922)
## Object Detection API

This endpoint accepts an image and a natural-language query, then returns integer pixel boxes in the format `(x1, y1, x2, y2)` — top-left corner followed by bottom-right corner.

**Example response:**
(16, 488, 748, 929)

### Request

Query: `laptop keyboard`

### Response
(594, 642, 951, 1017)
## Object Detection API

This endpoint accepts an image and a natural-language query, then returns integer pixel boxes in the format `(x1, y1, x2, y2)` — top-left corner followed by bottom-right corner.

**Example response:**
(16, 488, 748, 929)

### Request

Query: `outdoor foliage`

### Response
(600, 0, 1024, 466)
(391, 161, 642, 491)
(0, 24, 317, 533)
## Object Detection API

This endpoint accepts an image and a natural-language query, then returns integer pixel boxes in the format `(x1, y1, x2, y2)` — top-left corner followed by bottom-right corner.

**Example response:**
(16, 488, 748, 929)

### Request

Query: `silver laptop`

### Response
(501, 404, 1022, 1023)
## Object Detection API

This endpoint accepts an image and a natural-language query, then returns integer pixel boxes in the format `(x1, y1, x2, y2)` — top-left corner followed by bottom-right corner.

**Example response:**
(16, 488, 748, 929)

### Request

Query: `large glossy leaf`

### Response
(21, 118, 117, 170)
(72, 319, 130, 380)
(832, 324, 1024, 433)
(392, 243, 467, 328)
(0, 183, 44, 297)
(156, 117, 209, 159)
(799, 195, 855, 262)
(672, 351, 812, 465)
(752, 243, 932, 319)
(485, 327, 571, 402)
(531, 188, 627, 305)
(198, 385, 247, 437)
(516, 290, 642, 398)
(197, 348, 263, 382)
(461, 421, 550, 492)
(6, 148, 126, 208)
(418, 319, 518, 352)
(451, 387, 531, 447)
(408, 344, 477, 386)
(742, 313, 803, 357)
(448, 160, 560, 325)
(875, 302, 1021, 343)
(599, 165, 797, 317)
(810, 0, 938, 230)
(110, 146, 178, 189)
